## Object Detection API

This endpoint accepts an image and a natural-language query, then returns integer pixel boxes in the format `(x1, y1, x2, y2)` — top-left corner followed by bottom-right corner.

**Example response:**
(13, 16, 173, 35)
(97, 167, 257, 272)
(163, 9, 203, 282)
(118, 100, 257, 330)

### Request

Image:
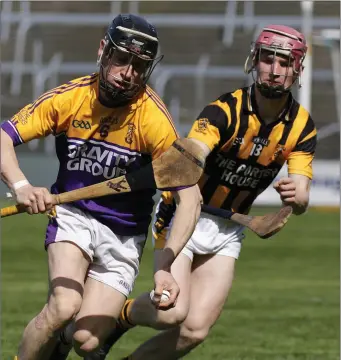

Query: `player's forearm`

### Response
(289, 194, 309, 215)
(0, 130, 27, 188)
(285, 174, 311, 215)
(156, 189, 201, 271)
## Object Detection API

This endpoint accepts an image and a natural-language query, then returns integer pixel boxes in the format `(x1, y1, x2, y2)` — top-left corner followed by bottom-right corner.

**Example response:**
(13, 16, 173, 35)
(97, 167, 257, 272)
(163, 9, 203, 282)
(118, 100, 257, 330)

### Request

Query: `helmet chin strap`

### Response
(256, 81, 290, 99)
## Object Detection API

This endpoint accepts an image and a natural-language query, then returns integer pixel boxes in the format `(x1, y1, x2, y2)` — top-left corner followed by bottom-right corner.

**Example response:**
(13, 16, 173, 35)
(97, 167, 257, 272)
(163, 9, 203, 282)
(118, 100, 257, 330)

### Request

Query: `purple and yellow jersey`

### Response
(153, 84, 316, 247)
(1, 73, 178, 235)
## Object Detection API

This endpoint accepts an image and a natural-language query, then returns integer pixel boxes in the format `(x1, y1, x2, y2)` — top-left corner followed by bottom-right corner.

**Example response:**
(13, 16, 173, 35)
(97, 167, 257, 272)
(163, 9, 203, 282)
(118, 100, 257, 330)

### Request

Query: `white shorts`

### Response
(152, 201, 245, 261)
(45, 204, 146, 297)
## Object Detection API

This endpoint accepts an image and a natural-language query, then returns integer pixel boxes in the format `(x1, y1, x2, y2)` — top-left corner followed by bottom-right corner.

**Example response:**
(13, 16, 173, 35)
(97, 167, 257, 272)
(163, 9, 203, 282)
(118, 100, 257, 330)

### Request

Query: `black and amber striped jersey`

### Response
(159, 84, 316, 220)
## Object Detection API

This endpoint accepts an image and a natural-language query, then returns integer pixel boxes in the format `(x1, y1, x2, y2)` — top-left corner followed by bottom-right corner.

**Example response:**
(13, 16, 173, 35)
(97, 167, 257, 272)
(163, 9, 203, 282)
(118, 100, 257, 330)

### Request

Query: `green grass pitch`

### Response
(1, 206, 339, 360)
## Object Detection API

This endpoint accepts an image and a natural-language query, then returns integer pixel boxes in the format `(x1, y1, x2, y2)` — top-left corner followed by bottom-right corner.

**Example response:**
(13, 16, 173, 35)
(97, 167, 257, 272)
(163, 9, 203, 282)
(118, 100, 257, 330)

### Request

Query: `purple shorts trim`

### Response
(44, 218, 58, 250)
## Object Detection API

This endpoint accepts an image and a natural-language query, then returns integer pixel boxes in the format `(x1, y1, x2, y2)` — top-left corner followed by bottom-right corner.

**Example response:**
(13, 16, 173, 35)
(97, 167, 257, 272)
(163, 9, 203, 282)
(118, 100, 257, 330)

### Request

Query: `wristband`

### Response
(12, 180, 30, 190)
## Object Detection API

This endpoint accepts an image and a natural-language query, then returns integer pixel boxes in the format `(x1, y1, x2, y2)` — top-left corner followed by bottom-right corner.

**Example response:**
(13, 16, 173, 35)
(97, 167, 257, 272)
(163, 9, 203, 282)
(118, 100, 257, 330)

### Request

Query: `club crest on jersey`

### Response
(125, 124, 136, 144)
(195, 118, 209, 133)
(232, 137, 244, 146)
(272, 144, 286, 160)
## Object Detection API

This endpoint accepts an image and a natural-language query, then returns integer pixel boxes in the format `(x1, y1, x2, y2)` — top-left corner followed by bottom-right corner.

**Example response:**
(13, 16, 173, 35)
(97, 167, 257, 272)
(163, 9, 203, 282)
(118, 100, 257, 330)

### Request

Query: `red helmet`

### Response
(255, 25, 307, 72)
(245, 25, 308, 98)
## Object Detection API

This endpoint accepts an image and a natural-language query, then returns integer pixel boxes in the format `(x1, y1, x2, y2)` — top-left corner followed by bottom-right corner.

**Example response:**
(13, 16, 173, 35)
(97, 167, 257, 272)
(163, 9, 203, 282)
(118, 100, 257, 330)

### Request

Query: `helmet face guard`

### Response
(97, 15, 163, 106)
(244, 25, 307, 99)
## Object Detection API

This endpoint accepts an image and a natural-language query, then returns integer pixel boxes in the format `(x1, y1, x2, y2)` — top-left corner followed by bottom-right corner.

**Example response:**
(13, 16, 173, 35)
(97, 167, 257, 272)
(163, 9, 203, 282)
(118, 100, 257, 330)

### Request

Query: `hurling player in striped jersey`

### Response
(93, 24, 317, 360)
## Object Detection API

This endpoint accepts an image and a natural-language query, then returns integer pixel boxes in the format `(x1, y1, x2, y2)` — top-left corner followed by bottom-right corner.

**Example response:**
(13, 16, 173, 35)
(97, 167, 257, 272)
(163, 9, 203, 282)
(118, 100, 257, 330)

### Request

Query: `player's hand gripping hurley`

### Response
(1, 138, 205, 218)
(1, 137, 293, 239)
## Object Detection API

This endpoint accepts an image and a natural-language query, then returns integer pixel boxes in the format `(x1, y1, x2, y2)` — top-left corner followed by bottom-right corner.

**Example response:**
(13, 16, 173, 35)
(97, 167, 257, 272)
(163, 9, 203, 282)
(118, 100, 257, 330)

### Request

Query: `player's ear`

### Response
(98, 39, 106, 57)
(97, 39, 106, 65)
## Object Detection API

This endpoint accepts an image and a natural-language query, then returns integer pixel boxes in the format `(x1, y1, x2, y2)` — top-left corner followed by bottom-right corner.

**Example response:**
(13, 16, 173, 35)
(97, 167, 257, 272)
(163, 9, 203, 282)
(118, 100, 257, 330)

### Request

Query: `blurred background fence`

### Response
(0, 1, 339, 206)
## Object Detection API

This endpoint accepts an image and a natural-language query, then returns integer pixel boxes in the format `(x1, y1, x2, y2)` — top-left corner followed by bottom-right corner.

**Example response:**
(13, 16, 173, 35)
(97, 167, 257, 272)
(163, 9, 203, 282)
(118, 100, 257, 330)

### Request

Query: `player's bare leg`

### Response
(128, 254, 235, 359)
(72, 277, 126, 357)
(129, 251, 192, 328)
(17, 242, 90, 360)
(86, 251, 192, 360)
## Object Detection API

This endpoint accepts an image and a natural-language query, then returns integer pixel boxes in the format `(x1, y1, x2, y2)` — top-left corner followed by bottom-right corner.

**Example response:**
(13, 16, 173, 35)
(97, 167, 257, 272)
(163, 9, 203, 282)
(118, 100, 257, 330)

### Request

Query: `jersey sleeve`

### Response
(187, 102, 229, 150)
(287, 116, 317, 179)
(143, 96, 179, 161)
(1, 91, 70, 146)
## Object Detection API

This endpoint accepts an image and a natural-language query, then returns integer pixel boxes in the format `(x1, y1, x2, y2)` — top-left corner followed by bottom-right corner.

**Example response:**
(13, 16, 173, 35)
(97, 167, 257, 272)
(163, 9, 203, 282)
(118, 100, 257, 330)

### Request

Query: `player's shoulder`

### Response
(142, 85, 168, 111)
(139, 85, 174, 123)
(67, 73, 98, 87)
(290, 98, 316, 127)
(42, 73, 98, 104)
(207, 86, 246, 109)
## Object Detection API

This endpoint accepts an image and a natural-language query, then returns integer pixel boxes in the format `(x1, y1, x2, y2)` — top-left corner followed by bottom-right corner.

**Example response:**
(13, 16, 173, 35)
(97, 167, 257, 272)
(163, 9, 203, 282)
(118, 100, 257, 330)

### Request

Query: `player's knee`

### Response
(48, 292, 82, 327)
(169, 306, 188, 326)
(180, 323, 209, 347)
(73, 329, 100, 356)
